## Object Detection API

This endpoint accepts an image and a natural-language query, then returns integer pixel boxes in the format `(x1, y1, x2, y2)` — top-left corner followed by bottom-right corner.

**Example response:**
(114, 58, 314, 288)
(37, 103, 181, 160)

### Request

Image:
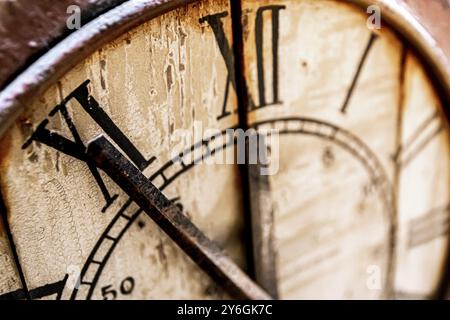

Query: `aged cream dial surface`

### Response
(0, 0, 449, 300)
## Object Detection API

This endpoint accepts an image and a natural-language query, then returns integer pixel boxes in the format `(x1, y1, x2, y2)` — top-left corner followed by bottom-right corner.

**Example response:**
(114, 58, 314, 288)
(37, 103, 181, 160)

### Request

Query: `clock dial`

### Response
(0, 0, 449, 300)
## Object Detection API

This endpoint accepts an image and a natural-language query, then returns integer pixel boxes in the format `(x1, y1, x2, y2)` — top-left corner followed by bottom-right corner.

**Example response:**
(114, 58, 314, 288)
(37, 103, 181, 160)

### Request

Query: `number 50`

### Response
(101, 277, 135, 300)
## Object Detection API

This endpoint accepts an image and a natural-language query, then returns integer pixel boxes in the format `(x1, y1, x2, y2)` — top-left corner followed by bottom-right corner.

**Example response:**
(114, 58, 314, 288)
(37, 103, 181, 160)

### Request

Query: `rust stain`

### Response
(0, 129, 12, 167)
(155, 239, 169, 273)
(321, 146, 335, 169)
(100, 59, 107, 90)
(0, 200, 5, 238)
(0, 130, 12, 225)
(184, 0, 231, 31)
(165, 64, 174, 91)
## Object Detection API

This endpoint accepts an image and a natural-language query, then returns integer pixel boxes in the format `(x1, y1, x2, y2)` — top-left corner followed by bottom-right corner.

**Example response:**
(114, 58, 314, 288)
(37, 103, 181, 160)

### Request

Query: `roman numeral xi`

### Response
(200, 5, 285, 120)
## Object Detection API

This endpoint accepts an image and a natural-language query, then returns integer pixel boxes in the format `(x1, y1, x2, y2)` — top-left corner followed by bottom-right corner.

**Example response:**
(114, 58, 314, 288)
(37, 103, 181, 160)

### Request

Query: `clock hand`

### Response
(246, 137, 279, 298)
(86, 136, 272, 300)
(0, 275, 68, 300)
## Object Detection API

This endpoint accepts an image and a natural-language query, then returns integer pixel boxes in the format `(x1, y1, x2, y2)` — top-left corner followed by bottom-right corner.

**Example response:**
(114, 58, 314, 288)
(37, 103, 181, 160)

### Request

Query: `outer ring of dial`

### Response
(0, 0, 448, 298)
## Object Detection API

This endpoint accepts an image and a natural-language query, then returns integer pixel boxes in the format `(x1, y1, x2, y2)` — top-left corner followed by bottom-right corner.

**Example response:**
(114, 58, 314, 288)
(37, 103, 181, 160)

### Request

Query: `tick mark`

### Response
(340, 33, 378, 114)
(393, 110, 444, 167)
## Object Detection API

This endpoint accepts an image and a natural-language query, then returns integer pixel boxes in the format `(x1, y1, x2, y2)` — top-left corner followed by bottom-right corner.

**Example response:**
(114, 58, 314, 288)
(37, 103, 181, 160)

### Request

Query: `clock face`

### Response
(0, 0, 449, 300)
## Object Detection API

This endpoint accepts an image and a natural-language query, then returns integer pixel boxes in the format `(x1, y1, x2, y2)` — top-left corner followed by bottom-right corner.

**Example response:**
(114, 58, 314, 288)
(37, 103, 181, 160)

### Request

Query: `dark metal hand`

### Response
(247, 139, 279, 298)
(87, 136, 272, 300)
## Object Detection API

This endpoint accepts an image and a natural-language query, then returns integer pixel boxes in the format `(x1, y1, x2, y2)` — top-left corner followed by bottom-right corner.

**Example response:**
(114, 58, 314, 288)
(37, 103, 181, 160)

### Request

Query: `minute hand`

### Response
(87, 135, 272, 300)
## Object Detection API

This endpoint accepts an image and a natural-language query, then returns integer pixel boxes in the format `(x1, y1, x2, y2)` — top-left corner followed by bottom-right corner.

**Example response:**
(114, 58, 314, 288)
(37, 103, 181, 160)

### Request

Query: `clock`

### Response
(0, 0, 449, 300)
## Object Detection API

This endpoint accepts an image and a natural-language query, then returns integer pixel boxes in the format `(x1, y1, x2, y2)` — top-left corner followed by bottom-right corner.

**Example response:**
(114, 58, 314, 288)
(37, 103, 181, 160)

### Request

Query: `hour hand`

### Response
(86, 135, 272, 300)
